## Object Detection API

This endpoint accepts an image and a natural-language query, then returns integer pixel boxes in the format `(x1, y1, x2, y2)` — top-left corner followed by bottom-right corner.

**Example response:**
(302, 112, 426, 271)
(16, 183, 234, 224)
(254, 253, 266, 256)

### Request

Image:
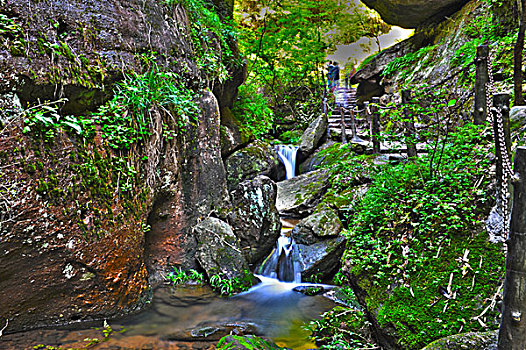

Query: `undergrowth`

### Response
(312, 123, 503, 349)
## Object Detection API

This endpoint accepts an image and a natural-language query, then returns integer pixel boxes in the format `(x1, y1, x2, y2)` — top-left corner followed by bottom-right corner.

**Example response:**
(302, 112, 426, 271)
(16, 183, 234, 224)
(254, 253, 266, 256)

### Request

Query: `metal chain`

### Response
(486, 48, 513, 239)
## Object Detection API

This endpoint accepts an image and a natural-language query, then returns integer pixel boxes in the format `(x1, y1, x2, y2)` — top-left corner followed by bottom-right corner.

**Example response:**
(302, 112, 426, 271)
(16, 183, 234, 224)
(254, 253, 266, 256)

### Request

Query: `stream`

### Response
(2, 145, 337, 350)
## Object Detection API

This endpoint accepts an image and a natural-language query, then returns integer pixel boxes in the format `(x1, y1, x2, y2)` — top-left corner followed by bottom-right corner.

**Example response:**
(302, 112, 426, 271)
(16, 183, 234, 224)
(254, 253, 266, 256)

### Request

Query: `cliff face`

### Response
(361, 0, 471, 28)
(352, 0, 516, 102)
(0, 0, 245, 332)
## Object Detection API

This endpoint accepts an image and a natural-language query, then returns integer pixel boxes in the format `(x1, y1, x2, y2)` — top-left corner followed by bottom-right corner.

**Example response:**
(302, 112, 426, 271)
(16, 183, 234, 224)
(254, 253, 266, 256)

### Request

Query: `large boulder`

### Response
(194, 217, 252, 280)
(146, 90, 232, 284)
(299, 141, 336, 174)
(361, 0, 470, 28)
(276, 169, 330, 218)
(292, 203, 342, 245)
(297, 114, 328, 162)
(230, 176, 282, 265)
(224, 140, 281, 191)
(296, 236, 346, 283)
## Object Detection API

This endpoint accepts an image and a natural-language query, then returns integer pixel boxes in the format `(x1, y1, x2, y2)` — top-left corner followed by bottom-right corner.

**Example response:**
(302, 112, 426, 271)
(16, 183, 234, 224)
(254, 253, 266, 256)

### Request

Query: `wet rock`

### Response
(361, 0, 470, 28)
(224, 140, 281, 191)
(217, 335, 288, 350)
(297, 114, 328, 162)
(220, 107, 253, 158)
(292, 203, 342, 245)
(146, 90, 232, 283)
(194, 217, 251, 280)
(421, 330, 498, 350)
(299, 141, 336, 174)
(510, 106, 526, 129)
(163, 321, 261, 341)
(230, 176, 282, 265)
(292, 285, 331, 296)
(297, 236, 346, 283)
(276, 169, 330, 218)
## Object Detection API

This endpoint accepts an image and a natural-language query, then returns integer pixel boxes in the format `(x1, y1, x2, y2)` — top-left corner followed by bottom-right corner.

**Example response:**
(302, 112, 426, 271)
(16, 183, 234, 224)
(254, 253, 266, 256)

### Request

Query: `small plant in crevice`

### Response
(166, 267, 205, 285)
(209, 270, 254, 296)
(93, 61, 199, 150)
(166, 0, 238, 84)
(22, 98, 83, 142)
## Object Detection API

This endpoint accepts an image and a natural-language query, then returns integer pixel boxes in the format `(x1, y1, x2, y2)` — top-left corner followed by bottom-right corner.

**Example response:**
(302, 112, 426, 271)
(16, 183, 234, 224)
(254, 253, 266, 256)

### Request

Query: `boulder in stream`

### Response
(230, 175, 282, 265)
(194, 217, 253, 281)
(163, 321, 261, 342)
(292, 203, 342, 245)
(224, 140, 281, 191)
(298, 114, 328, 162)
(296, 236, 346, 283)
(276, 168, 330, 218)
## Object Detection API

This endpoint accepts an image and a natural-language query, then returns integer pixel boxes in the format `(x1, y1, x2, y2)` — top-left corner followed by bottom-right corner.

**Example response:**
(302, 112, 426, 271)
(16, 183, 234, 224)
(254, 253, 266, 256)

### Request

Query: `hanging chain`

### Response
(486, 49, 513, 239)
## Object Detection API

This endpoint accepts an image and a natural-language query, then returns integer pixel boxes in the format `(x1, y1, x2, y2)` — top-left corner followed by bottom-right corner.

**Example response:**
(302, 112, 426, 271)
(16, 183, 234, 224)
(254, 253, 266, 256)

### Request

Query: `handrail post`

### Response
(340, 106, 347, 144)
(498, 147, 526, 349)
(402, 89, 417, 158)
(474, 45, 489, 125)
(371, 97, 381, 154)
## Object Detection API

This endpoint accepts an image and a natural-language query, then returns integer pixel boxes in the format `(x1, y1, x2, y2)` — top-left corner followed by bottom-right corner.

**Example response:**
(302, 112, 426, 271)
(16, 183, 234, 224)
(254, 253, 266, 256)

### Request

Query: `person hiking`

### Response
(326, 61, 335, 89)
(332, 61, 340, 89)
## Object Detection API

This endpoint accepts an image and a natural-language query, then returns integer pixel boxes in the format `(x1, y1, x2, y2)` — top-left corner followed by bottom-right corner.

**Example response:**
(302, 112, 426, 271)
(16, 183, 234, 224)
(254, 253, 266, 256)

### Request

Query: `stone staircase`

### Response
(325, 87, 428, 155)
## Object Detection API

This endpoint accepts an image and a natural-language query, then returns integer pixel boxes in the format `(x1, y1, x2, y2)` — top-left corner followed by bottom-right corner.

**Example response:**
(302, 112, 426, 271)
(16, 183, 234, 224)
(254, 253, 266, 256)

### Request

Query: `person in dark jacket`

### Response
(327, 61, 335, 89)
(332, 61, 340, 89)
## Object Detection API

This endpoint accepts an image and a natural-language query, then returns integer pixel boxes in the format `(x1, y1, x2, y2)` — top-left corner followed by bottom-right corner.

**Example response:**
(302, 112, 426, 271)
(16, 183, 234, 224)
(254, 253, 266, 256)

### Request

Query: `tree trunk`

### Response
(514, 0, 526, 106)
(498, 147, 526, 349)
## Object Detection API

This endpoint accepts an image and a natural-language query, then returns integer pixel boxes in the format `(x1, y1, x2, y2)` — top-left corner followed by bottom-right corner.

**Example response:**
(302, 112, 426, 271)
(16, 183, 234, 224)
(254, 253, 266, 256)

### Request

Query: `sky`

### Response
(327, 26, 414, 68)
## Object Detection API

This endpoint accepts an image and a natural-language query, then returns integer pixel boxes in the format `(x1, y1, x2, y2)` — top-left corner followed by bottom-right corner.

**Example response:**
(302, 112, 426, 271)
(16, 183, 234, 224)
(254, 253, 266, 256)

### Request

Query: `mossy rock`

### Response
(421, 330, 497, 350)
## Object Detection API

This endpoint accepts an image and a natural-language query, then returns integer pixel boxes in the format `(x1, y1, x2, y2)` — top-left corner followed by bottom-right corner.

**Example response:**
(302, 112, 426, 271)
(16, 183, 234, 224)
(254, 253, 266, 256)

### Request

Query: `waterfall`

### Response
(276, 145, 299, 179)
(258, 231, 302, 283)
(257, 146, 301, 283)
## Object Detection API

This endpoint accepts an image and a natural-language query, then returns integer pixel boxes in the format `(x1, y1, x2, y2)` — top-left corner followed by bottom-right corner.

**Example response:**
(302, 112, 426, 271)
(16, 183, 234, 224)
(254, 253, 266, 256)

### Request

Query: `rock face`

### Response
(276, 169, 330, 218)
(361, 0, 470, 28)
(224, 140, 281, 191)
(146, 90, 233, 283)
(299, 141, 336, 174)
(230, 176, 282, 265)
(349, 38, 416, 103)
(194, 217, 251, 280)
(0, 0, 247, 334)
(297, 114, 328, 162)
(0, 0, 198, 114)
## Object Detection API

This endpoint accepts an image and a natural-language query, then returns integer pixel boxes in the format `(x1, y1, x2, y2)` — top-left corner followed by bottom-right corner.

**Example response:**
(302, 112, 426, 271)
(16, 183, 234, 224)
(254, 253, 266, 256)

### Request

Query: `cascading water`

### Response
(276, 144, 299, 179)
(258, 227, 302, 283)
(259, 145, 302, 283)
